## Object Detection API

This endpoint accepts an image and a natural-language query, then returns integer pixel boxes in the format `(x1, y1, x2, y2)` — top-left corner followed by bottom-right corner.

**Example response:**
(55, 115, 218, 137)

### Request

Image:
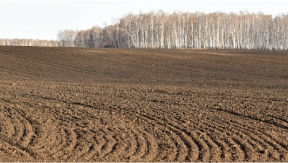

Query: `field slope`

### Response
(0, 46, 287, 161)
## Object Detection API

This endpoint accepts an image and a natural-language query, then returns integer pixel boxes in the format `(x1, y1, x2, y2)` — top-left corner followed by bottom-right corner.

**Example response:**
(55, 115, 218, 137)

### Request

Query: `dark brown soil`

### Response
(0, 46, 287, 161)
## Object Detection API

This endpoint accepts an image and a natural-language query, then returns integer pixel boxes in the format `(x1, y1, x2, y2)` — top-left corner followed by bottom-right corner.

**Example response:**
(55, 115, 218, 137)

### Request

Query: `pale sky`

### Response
(0, 0, 287, 40)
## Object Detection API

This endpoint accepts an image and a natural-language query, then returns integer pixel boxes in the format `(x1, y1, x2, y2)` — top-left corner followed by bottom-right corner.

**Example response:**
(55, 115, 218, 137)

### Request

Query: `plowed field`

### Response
(0, 46, 287, 161)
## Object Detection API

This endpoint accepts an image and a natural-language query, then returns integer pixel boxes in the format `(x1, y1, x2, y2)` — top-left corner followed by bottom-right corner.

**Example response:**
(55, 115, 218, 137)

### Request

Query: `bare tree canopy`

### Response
(0, 39, 60, 47)
(2, 11, 288, 50)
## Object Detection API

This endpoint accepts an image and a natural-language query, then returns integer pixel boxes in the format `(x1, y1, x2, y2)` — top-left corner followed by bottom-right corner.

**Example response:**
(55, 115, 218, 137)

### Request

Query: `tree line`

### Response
(0, 39, 59, 47)
(1, 11, 288, 50)
(57, 11, 288, 50)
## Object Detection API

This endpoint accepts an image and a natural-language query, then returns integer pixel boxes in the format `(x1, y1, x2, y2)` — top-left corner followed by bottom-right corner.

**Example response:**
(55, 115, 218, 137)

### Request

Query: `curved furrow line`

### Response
(259, 132, 288, 161)
(82, 144, 99, 161)
(198, 110, 260, 160)
(268, 115, 288, 127)
(50, 128, 78, 160)
(222, 120, 285, 160)
(0, 111, 19, 140)
(126, 129, 149, 161)
(12, 125, 22, 141)
(68, 140, 97, 161)
(79, 129, 108, 161)
(140, 107, 213, 161)
(48, 129, 68, 159)
(98, 129, 117, 160)
(64, 129, 104, 161)
(261, 131, 288, 150)
(6, 94, 270, 160)
(124, 126, 175, 161)
(0, 105, 38, 159)
(0, 99, 37, 149)
(0, 95, 212, 161)
(154, 130, 178, 161)
(151, 118, 202, 161)
(61, 129, 81, 161)
(112, 109, 188, 161)
(211, 107, 288, 131)
(85, 130, 107, 161)
(223, 125, 267, 160)
(109, 105, 202, 161)
(110, 108, 187, 161)
(80, 129, 108, 161)
(44, 97, 199, 161)
(77, 142, 96, 161)
(47, 127, 69, 159)
(121, 130, 138, 160)
(168, 130, 191, 161)
(204, 111, 287, 160)
(5, 95, 144, 161)
(2, 96, 160, 161)
(205, 121, 266, 161)
(0, 106, 25, 143)
(19, 119, 35, 148)
(239, 122, 288, 151)
(23, 99, 159, 161)
(195, 130, 222, 161)
(199, 122, 252, 161)
(99, 132, 129, 161)
(200, 130, 232, 161)
(189, 131, 211, 161)
(211, 119, 286, 161)
(223, 137, 246, 161)
(125, 129, 146, 161)
(118, 108, 201, 161)
(210, 117, 286, 160)
(135, 113, 200, 161)
(28, 120, 59, 157)
(27, 126, 40, 147)
(0, 140, 32, 161)
(138, 129, 159, 161)
(12, 111, 38, 149)
(0, 133, 37, 159)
